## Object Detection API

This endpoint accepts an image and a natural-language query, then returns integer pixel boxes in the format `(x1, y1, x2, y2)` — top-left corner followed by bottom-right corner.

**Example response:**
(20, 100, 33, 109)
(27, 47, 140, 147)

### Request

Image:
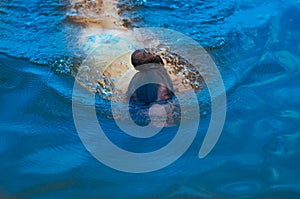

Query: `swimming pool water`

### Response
(0, 0, 300, 198)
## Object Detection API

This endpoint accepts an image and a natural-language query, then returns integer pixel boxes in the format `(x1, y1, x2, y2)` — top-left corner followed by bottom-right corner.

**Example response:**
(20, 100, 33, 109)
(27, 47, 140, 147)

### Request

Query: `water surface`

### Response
(0, 0, 300, 198)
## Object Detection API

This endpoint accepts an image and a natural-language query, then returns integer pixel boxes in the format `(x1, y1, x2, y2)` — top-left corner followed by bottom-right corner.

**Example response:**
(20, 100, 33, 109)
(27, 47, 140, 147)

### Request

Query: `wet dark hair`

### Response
(131, 49, 164, 68)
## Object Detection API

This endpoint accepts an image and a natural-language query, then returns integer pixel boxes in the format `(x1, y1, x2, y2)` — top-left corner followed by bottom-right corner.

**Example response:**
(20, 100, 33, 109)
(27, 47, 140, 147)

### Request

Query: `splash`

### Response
(64, 0, 211, 101)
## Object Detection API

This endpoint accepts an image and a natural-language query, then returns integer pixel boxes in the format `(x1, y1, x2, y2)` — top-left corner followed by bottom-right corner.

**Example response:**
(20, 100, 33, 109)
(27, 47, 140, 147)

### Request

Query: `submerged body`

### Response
(67, 0, 206, 127)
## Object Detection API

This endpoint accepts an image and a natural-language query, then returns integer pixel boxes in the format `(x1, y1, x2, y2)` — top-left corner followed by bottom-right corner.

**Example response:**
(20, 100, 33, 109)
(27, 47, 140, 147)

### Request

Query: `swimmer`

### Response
(127, 49, 176, 126)
(127, 49, 174, 106)
(68, 1, 202, 96)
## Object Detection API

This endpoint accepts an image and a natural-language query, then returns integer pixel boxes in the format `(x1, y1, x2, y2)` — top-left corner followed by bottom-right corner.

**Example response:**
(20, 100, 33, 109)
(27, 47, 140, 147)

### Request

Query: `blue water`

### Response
(1, 0, 300, 198)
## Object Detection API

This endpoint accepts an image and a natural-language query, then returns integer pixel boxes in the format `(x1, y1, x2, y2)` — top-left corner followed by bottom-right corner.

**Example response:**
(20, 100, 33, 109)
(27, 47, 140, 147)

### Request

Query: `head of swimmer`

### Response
(130, 49, 173, 105)
(131, 49, 164, 68)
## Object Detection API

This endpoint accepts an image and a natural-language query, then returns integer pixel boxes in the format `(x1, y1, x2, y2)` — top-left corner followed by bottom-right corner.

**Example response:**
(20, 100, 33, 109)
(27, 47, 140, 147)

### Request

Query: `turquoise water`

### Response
(1, 0, 300, 198)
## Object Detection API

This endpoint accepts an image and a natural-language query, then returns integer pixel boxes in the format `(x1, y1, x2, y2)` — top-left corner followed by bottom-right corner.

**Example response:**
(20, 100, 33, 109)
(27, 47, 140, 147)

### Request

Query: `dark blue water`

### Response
(1, 0, 300, 198)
